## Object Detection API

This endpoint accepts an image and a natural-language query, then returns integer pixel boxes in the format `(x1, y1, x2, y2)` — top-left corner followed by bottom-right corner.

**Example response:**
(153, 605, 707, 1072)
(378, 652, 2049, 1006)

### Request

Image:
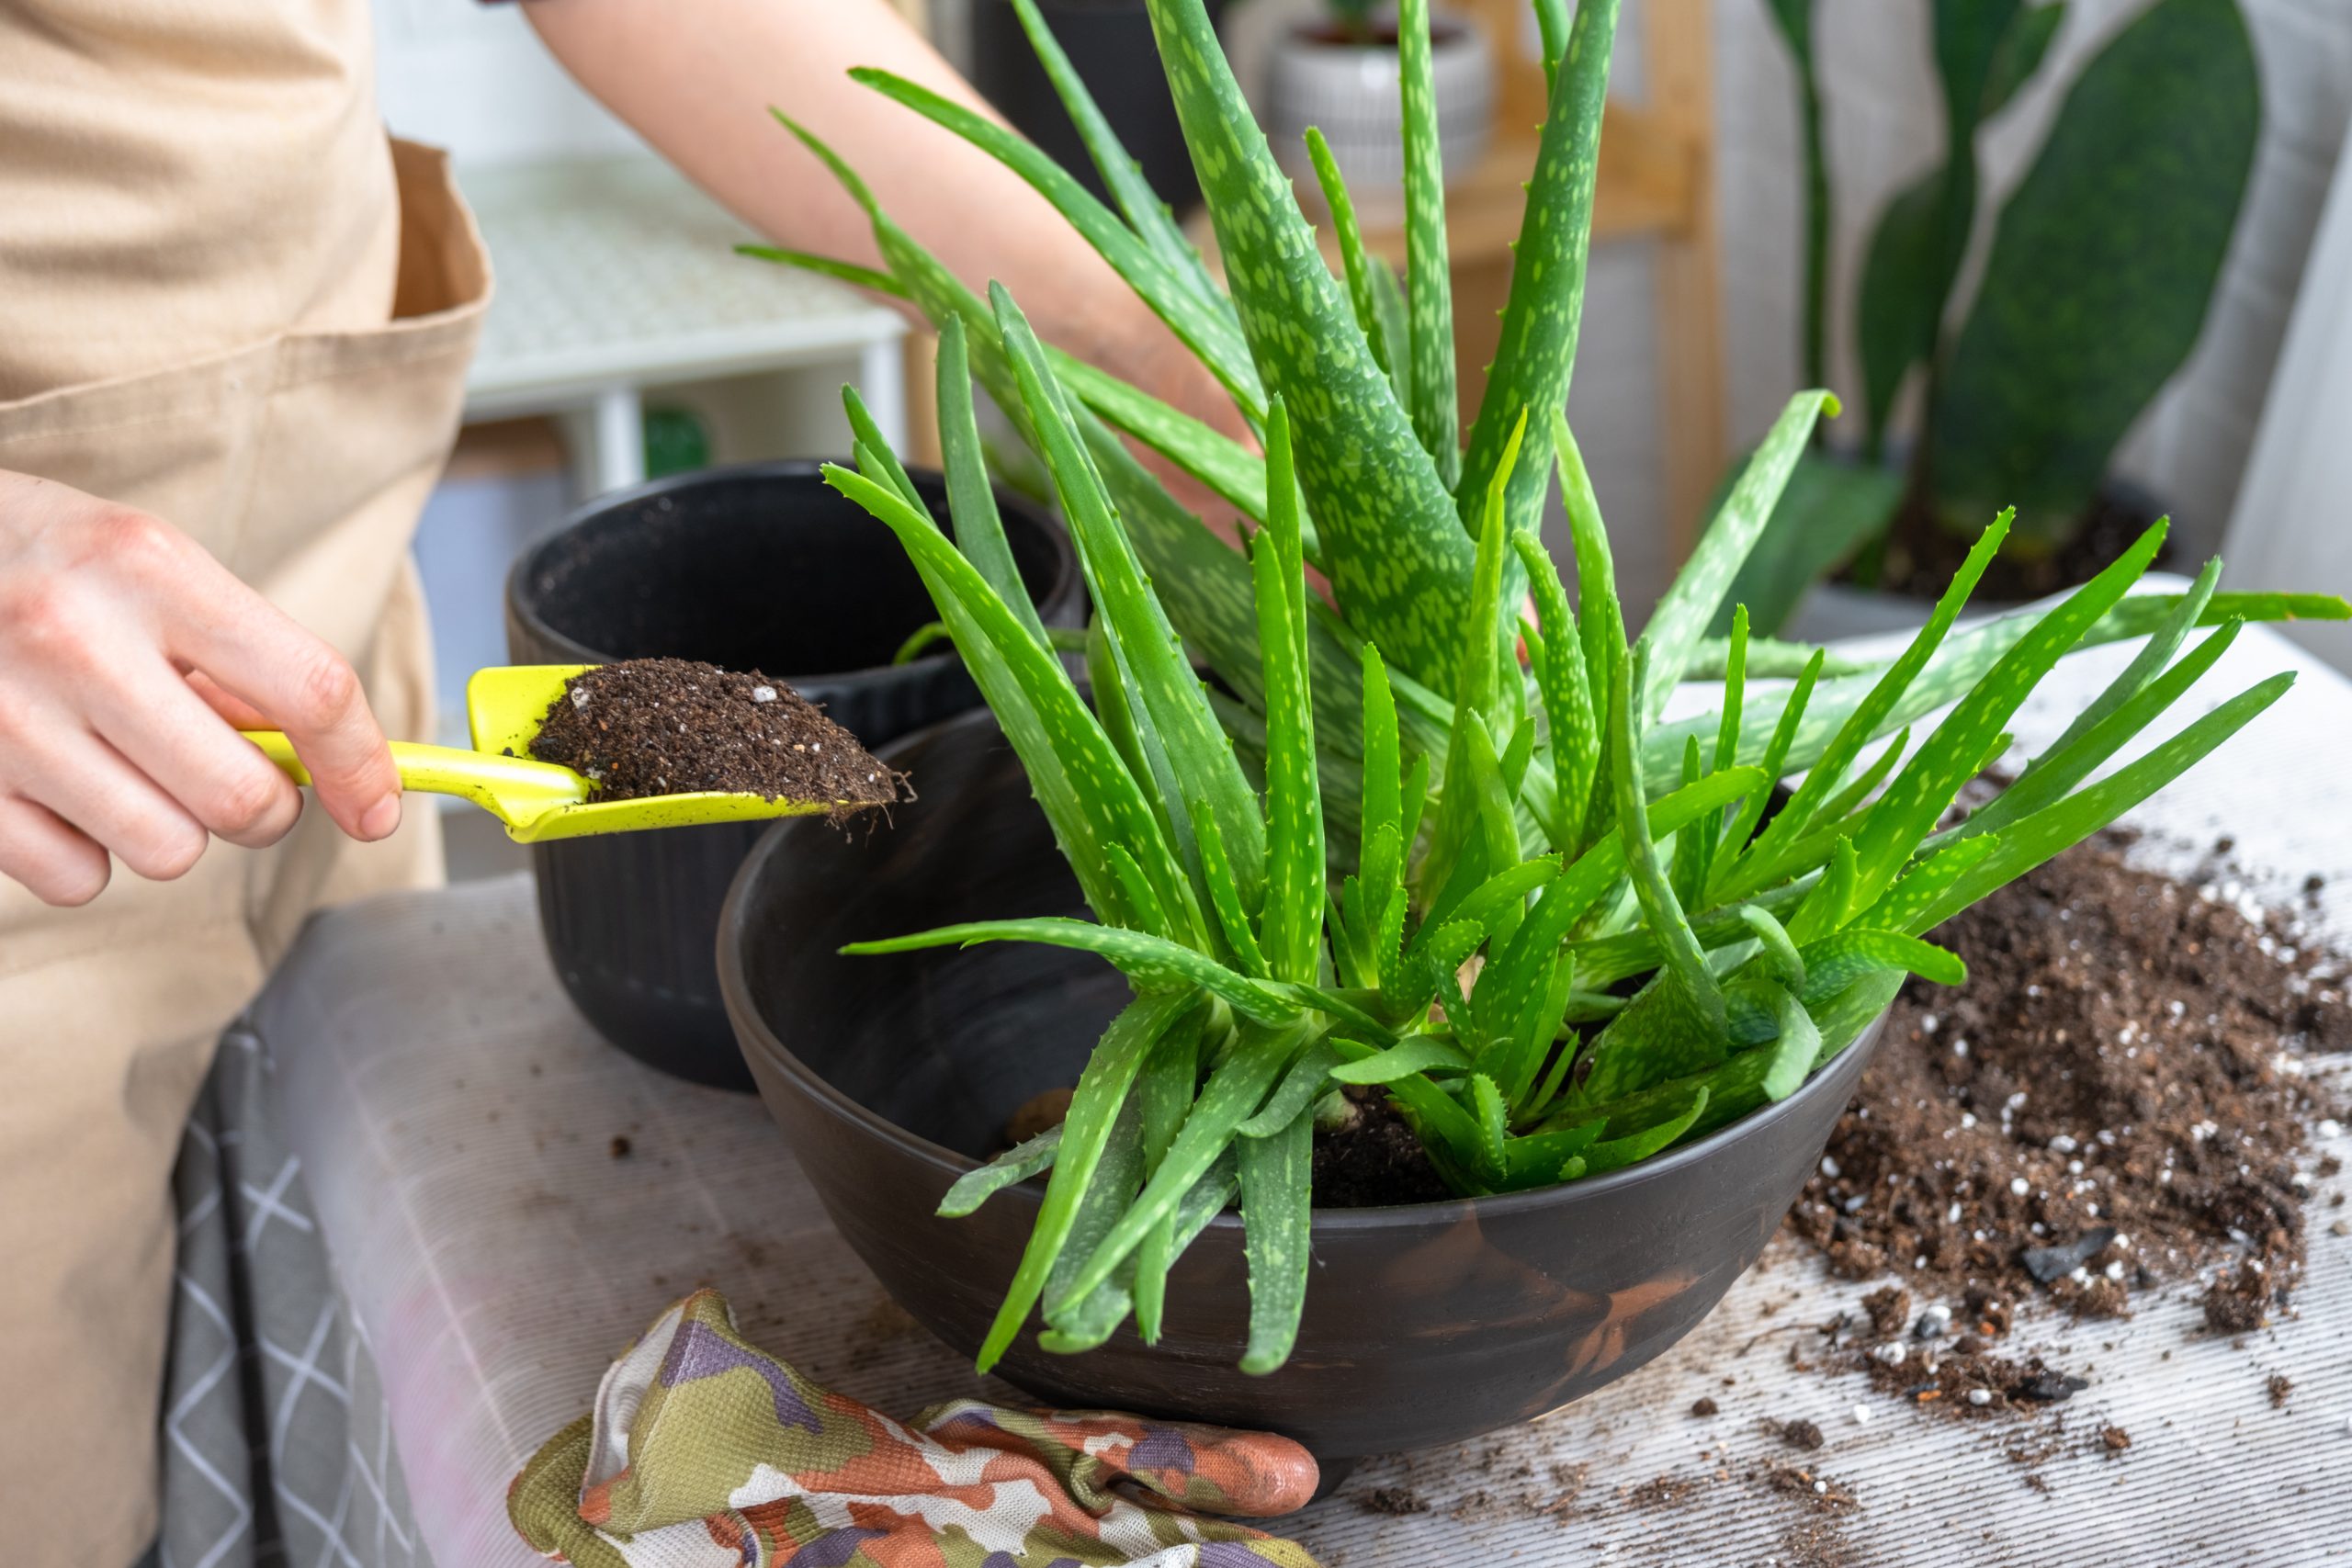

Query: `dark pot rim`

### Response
(719, 708, 1883, 1235)
(505, 457, 1081, 689)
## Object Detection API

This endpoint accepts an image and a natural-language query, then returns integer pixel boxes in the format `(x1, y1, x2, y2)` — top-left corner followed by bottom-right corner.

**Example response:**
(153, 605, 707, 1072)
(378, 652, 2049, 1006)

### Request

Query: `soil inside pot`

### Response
(528, 658, 905, 813)
(1852, 488, 2177, 604)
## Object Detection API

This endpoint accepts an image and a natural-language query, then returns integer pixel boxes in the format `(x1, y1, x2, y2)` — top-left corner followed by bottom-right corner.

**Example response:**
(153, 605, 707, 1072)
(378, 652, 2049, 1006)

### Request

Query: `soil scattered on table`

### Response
(1786, 840, 2347, 1341)
(2267, 1371, 2293, 1407)
(1690, 1396, 1719, 1417)
(528, 658, 902, 814)
(1357, 1485, 1429, 1516)
(1769, 1416, 1826, 1451)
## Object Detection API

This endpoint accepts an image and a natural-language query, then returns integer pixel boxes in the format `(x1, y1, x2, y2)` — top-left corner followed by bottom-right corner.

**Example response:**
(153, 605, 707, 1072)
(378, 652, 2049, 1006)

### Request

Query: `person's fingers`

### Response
(182, 668, 273, 730)
(154, 550, 400, 840)
(0, 795, 109, 907)
(15, 728, 209, 883)
(87, 657, 303, 849)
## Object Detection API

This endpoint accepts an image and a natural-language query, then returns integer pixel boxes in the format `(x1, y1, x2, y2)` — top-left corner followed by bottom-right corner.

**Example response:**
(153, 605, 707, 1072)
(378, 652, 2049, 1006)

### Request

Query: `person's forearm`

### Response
(524, 0, 1176, 382)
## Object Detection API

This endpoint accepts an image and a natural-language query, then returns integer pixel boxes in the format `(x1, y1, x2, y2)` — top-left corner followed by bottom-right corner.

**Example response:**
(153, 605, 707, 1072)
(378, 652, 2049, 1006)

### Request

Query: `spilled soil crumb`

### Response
(2267, 1372, 2293, 1407)
(2100, 1425, 2132, 1455)
(1786, 841, 2346, 1348)
(1770, 1416, 1826, 1451)
(1690, 1397, 1719, 1417)
(1624, 1475, 1695, 1510)
(1357, 1485, 1428, 1517)
(529, 658, 902, 813)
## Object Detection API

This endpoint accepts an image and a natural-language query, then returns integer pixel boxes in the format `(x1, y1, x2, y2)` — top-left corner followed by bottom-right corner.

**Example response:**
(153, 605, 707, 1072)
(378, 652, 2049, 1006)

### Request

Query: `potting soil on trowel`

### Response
(529, 658, 904, 814)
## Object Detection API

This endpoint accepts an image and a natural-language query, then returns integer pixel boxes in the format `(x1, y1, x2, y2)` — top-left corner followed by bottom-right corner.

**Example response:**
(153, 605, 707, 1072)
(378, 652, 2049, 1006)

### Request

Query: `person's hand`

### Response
(0, 469, 401, 907)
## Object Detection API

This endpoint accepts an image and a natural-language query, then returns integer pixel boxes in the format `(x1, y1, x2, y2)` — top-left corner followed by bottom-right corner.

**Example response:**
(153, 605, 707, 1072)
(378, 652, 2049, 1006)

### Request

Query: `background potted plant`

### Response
(734, 0, 2336, 1462)
(1719, 0, 2261, 641)
(1261, 0, 1496, 210)
(506, 459, 1082, 1089)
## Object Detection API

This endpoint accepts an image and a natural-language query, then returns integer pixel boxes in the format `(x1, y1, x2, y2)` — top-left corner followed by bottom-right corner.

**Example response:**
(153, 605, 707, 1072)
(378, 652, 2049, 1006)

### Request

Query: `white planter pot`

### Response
(1266, 16, 1495, 216)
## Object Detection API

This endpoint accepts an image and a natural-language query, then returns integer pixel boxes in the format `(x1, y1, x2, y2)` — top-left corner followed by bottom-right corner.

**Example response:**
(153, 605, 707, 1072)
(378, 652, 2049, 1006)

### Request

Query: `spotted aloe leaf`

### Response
(1458, 0, 1621, 588)
(1397, 0, 1459, 489)
(1141, 0, 1473, 687)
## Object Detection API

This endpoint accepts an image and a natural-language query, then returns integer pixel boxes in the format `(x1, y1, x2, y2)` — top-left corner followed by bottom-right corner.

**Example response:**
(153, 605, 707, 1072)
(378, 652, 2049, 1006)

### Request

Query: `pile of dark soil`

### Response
(1786, 839, 2347, 1348)
(528, 658, 902, 813)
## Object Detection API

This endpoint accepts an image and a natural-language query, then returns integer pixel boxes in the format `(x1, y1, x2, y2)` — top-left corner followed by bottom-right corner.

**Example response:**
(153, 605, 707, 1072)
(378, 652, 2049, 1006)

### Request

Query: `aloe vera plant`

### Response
(765, 0, 2343, 1374)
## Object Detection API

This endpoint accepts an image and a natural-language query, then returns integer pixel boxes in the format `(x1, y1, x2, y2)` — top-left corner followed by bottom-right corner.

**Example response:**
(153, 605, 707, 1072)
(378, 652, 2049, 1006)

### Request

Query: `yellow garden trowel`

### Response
(243, 664, 853, 844)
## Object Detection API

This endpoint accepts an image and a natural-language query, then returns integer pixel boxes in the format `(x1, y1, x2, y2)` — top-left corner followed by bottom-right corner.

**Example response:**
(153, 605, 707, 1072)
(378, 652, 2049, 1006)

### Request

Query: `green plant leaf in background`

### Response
(1854, 0, 2061, 453)
(1761, 0, 1831, 394)
(1711, 452, 1908, 637)
(1928, 0, 2260, 546)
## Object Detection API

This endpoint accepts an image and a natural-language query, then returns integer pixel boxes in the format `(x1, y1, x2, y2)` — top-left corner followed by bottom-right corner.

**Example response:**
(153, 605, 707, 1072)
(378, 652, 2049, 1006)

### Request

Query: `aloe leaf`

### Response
(1869, 833, 2000, 934)
(1689, 636, 1871, 681)
(1190, 798, 1272, 979)
(1054, 1018, 1308, 1316)
(1758, 987, 1824, 1101)
(1930, 0, 2259, 542)
(1370, 263, 1416, 415)
(843, 918, 1301, 1024)
(1498, 1115, 1602, 1191)
(1647, 587, 2346, 799)
(1001, 0, 1227, 299)
(1517, 531, 1598, 847)
(1359, 648, 1404, 894)
(967, 990, 1193, 1371)
(1740, 906, 1807, 992)
(1459, 0, 1622, 566)
(1254, 400, 1326, 982)
(846, 388, 924, 512)
(2015, 557, 2219, 782)
(1103, 843, 1178, 942)
(1239, 1039, 1346, 1137)
(1846, 521, 2167, 908)
(737, 244, 907, 298)
(937, 316, 1049, 648)
(1907, 672, 2295, 932)
(1965, 615, 2243, 842)
(1582, 1087, 1710, 1176)
(1037, 1090, 1151, 1354)
(1638, 391, 1838, 720)
(1133, 1148, 1238, 1344)
(1395, 919, 1487, 1023)
(1329, 1035, 1470, 1085)
(1817, 726, 1910, 826)
(823, 464, 1165, 930)
(1710, 453, 1907, 639)
(1127, 1007, 1206, 1343)
(850, 65, 1262, 415)
(1049, 354, 1275, 531)
(1306, 126, 1400, 389)
(1141, 0, 1474, 688)
(938, 1126, 1062, 1218)
(1798, 930, 1966, 1005)
(993, 285, 1262, 927)
(1734, 512, 2010, 883)
(1612, 652, 1724, 1030)
(1533, 0, 1575, 81)
(1558, 416, 1627, 840)
(1335, 1043, 1494, 1185)
(1236, 1108, 1313, 1374)
(1397, 0, 1459, 488)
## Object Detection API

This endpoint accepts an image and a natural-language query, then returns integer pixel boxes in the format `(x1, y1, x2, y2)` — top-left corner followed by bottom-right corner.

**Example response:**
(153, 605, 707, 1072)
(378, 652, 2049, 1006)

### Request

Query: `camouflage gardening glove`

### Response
(508, 1288, 1323, 1567)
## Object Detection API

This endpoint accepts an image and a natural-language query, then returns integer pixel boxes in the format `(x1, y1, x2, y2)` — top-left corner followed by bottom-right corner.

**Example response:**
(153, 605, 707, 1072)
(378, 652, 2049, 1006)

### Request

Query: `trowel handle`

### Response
(240, 732, 592, 817)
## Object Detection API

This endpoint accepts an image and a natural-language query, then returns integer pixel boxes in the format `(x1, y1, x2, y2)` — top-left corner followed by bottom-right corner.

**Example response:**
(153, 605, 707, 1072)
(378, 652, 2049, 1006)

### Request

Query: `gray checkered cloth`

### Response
(153, 1019, 431, 1568)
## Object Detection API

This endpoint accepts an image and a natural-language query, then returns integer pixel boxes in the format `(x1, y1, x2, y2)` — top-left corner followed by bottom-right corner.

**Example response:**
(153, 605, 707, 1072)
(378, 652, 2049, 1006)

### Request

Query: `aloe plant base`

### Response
(720, 709, 1890, 1466)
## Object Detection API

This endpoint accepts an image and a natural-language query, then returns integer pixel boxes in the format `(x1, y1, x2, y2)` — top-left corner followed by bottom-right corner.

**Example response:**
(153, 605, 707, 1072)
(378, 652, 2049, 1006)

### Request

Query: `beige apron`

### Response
(0, 6, 488, 1561)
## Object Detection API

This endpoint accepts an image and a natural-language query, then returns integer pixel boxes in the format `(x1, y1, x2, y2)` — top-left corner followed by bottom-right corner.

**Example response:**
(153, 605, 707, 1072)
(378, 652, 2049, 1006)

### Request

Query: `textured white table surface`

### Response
(264, 620, 2352, 1566)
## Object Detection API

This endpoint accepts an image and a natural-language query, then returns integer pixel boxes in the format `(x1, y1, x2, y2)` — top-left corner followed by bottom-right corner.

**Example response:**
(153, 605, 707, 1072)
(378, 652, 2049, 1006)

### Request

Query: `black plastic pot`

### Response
(969, 0, 1226, 217)
(508, 461, 1082, 1090)
(720, 708, 1889, 1469)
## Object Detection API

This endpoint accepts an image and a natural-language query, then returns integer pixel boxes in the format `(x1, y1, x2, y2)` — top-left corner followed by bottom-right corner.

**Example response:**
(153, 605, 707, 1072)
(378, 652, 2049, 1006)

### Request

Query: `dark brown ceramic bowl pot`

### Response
(719, 708, 1887, 1470)
(508, 460, 1081, 1090)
